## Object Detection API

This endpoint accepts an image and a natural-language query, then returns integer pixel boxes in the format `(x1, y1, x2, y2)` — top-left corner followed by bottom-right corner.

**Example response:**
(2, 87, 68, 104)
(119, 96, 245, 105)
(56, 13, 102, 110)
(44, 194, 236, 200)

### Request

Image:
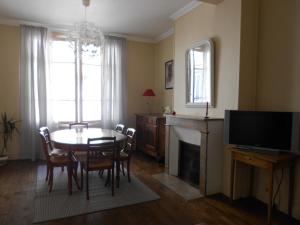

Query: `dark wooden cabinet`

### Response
(136, 113, 165, 161)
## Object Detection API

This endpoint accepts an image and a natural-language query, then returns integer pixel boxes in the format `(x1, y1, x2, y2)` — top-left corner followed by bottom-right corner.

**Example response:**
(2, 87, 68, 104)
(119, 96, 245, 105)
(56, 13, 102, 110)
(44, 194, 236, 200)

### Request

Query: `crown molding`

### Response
(0, 17, 70, 31)
(0, 17, 20, 26)
(155, 28, 174, 43)
(199, 0, 224, 4)
(170, 0, 202, 21)
(108, 33, 156, 43)
(0, 17, 156, 43)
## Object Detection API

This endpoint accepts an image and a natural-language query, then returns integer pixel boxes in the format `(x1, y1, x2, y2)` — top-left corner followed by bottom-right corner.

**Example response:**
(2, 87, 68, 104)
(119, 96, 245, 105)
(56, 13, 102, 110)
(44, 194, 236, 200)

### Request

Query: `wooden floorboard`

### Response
(0, 152, 299, 225)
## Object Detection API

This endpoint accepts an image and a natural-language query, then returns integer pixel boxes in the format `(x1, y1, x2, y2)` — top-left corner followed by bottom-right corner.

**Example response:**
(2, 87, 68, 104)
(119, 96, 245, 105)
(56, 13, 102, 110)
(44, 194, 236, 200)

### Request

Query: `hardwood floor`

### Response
(0, 152, 299, 225)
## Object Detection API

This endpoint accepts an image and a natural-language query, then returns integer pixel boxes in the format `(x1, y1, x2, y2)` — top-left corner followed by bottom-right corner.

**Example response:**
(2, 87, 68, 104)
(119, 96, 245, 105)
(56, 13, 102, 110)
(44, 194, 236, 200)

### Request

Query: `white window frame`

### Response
(50, 37, 102, 126)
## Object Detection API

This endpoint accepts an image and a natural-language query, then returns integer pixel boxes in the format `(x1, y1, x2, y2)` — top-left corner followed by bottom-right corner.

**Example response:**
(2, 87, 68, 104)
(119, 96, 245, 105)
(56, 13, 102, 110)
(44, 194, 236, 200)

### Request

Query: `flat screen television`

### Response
(224, 110, 300, 153)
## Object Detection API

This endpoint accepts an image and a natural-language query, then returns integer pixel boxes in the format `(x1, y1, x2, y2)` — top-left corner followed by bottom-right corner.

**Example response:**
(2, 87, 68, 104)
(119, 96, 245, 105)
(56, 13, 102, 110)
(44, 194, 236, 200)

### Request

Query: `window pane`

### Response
(82, 64, 101, 121)
(82, 100, 101, 121)
(51, 100, 76, 122)
(82, 65, 101, 100)
(51, 41, 75, 63)
(50, 40, 76, 122)
(50, 63, 75, 100)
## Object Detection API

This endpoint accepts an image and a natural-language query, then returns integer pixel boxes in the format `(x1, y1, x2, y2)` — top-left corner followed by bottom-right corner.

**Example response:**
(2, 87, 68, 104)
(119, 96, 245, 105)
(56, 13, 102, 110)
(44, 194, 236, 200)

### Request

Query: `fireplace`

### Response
(165, 114, 224, 196)
(179, 141, 200, 187)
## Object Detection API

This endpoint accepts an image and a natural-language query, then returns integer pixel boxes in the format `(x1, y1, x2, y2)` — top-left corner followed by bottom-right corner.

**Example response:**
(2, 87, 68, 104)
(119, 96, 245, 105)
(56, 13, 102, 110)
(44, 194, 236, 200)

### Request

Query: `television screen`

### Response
(224, 110, 299, 152)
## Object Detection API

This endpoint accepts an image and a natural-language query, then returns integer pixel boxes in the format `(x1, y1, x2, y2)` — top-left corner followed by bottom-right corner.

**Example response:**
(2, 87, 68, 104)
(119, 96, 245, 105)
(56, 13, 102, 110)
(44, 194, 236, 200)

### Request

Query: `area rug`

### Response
(34, 165, 160, 223)
(152, 173, 203, 201)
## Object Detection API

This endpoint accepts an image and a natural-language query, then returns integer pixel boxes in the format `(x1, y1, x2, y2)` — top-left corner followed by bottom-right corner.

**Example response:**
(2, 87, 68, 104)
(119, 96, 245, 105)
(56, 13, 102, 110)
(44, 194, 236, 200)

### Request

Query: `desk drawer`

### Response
(233, 153, 271, 169)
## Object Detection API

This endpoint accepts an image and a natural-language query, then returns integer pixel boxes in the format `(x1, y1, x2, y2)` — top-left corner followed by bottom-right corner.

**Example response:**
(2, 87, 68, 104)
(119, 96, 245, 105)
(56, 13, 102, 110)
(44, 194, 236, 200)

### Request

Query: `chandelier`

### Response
(67, 0, 105, 57)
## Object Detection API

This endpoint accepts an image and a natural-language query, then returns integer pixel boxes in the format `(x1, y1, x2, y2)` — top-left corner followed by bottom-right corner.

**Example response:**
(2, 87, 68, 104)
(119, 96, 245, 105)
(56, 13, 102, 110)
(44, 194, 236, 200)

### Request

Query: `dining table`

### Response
(50, 128, 127, 190)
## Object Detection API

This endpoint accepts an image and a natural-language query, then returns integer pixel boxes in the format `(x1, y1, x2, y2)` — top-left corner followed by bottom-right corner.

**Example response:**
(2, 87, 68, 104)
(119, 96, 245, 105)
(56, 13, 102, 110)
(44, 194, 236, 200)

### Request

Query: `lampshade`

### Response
(143, 89, 156, 97)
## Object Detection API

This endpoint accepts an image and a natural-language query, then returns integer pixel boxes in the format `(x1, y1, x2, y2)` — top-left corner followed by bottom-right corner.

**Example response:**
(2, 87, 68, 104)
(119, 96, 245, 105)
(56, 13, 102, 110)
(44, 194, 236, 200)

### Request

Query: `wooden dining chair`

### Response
(39, 127, 73, 194)
(79, 137, 117, 200)
(115, 124, 125, 134)
(69, 122, 89, 129)
(119, 128, 136, 182)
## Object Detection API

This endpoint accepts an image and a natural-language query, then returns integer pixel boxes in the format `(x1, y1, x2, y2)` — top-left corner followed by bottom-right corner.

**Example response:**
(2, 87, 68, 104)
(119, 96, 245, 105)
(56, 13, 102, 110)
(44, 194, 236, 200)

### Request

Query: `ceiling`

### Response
(0, 0, 195, 41)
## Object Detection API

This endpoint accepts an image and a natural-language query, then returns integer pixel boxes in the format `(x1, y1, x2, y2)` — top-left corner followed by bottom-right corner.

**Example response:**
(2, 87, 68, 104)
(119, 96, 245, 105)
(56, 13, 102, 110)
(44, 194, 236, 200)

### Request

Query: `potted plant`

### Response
(0, 112, 20, 165)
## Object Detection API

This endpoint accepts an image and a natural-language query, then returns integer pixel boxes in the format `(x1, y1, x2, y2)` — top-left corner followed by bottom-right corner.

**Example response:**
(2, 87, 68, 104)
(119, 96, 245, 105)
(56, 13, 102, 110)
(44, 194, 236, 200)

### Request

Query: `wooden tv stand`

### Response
(229, 147, 297, 225)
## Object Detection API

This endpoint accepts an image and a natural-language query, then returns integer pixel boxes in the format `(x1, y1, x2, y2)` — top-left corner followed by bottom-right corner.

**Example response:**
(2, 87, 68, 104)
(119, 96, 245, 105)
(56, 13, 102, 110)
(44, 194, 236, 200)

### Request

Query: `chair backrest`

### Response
(87, 137, 116, 168)
(69, 122, 89, 129)
(124, 128, 136, 155)
(115, 124, 125, 133)
(39, 127, 53, 160)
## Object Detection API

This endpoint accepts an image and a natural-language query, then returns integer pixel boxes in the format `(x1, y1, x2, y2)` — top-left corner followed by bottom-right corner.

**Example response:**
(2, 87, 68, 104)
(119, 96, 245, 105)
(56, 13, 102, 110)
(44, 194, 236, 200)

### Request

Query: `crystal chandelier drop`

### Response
(67, 0, 105, 57)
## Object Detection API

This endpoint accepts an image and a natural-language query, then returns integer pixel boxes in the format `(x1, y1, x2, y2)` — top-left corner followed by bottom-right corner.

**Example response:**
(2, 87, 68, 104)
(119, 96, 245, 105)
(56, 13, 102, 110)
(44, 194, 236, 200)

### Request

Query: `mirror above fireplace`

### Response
(185, 38, 214, 107)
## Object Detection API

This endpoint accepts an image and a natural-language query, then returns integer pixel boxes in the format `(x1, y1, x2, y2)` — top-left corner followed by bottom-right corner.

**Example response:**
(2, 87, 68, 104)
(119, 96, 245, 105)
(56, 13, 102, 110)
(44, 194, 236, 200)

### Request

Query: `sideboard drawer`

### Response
(145, 117, 157, 125)
(136, 115, 145, 123)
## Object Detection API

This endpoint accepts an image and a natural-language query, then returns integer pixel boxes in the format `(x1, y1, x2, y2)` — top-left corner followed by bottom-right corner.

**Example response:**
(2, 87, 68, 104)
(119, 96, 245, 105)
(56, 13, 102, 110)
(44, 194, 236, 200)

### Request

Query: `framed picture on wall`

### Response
(165, 60, 174, 89)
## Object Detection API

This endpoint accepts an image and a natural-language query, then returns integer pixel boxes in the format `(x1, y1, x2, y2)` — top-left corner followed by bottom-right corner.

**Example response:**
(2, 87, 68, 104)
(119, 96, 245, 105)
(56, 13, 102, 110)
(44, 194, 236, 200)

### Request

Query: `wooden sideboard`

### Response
(136, 113, 165, 161)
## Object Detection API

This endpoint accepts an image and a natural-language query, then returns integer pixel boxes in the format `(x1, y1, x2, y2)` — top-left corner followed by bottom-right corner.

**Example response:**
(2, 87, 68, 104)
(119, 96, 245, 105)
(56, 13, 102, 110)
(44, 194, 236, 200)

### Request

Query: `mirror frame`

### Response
(185, 38, 214, 108)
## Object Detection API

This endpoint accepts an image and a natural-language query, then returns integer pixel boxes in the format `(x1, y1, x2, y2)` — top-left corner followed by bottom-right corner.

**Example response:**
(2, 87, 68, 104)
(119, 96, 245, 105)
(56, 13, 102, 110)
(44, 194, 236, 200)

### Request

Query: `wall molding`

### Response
(0, 17, 156, 44)
(170, 0, 202, 21)
(155, 28, 174, 43)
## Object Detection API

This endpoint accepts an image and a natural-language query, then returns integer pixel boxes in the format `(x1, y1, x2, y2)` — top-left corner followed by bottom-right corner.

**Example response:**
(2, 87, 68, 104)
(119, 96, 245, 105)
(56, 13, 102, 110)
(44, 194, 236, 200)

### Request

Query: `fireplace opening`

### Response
(178, 141, 200, 187)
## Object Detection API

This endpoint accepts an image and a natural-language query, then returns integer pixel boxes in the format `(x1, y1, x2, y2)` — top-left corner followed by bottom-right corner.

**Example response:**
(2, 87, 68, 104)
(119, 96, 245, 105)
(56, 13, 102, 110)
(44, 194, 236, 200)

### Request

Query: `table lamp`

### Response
(143, 89, 155, 113)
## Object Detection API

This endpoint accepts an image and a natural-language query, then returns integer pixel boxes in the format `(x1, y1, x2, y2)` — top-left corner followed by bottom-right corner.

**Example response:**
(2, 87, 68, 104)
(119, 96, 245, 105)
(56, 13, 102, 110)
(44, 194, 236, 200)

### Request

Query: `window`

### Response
(49, 40, 101, 123)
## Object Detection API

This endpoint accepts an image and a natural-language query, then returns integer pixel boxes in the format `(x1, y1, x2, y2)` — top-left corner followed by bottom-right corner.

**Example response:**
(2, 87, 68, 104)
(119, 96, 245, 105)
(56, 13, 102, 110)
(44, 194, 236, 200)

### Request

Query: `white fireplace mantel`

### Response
(165, 114, 224, 196)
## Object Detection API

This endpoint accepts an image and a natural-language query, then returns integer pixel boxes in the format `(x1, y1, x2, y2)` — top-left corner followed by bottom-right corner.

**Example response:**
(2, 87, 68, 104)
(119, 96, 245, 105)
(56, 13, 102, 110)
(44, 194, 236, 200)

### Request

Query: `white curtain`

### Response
(101, 36, 127, 129)
(20, 25, 48, 160)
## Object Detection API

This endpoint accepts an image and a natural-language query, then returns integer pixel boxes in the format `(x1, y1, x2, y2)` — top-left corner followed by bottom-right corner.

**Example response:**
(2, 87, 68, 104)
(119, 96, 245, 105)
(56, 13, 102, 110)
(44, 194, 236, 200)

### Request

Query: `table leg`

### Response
(249, 165, 254, 196)
(116, 144, 120, 188)
(267, 168, 274, 225)
(230, 158, 236, 201)
(72, 160, 82, 190)
(67, 163, 72, 195)
(288, 164, 295, 216)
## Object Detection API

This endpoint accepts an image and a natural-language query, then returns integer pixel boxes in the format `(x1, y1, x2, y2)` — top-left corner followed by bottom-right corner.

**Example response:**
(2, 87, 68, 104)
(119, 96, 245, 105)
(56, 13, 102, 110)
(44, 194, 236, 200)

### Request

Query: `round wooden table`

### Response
(51, 128, 127, 189)
(51, 128, 126, 147)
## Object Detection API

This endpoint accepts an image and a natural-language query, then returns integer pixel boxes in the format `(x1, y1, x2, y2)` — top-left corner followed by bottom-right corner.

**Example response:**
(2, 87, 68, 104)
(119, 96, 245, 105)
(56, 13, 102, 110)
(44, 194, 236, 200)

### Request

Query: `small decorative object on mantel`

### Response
(0, 112, 21, 166)
(162, 106, 171, 114)
(172, 111, 176, 116)
(204, 102, 209, 119)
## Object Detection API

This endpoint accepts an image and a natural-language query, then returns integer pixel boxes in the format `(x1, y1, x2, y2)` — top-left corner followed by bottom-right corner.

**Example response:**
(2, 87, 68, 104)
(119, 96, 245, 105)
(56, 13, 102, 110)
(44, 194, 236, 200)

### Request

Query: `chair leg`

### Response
(105, 170, 111, 187)
(121, 161, 125, 176)
(127, 159, 131, 183)
(67, 163, 72, 195)
(86, 170, 89, 200)
(49, 166, 54, 192)
(98, 169, 104, 177)
(45, 164, 49, 182)
(112, 168, 114, 196)
(80, 163, 84, 191)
